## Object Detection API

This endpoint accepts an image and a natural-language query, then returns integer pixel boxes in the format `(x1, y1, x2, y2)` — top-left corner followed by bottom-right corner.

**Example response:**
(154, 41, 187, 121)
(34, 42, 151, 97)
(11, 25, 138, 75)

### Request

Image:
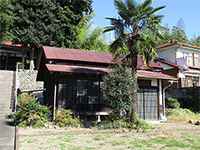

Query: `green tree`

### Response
(55, 0, 92, 47)
(156, 25, 188, 45)
(191, 36, 200, 46)
(104, 0, 164, 122)
(9, 0, 92, 68)
(103, 65, 135, 116)
(170, 26, 188, 43)
(10, 0, 92, 47)
(0, 0, 13, 41)
(11, 0, 59, 46)
(76, 15, 109, 52)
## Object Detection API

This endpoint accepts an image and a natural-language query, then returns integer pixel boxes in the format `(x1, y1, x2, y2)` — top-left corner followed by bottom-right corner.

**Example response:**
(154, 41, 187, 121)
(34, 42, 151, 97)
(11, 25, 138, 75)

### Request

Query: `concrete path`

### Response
(0, 71, 15, 150)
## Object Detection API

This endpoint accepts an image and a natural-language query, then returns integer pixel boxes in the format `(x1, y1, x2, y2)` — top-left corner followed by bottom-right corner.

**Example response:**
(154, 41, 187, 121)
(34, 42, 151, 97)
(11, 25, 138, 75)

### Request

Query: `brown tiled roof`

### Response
(43, 46, 114, 65)
(157, 40, 200, 51)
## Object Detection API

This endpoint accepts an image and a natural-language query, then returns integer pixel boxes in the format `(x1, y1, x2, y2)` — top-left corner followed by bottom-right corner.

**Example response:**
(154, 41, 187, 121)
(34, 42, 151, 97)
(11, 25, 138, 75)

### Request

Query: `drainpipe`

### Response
(163, 80, 178, 118)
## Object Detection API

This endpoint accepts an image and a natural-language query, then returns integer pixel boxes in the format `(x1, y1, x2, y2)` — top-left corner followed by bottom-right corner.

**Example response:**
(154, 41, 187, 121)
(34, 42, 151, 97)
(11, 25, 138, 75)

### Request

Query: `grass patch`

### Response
(19, 124, 200, 150)
(166, 108, 200, 122)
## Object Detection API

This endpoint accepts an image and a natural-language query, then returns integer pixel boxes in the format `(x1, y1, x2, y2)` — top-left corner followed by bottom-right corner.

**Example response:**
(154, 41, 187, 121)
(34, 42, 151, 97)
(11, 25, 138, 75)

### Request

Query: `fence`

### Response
(166, 87, 200, 112)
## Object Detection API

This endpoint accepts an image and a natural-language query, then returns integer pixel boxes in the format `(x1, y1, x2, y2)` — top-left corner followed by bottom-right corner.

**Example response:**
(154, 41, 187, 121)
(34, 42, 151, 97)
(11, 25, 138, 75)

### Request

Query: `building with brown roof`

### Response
(158, 40, 200, 87)
(37, 46, 178, 121)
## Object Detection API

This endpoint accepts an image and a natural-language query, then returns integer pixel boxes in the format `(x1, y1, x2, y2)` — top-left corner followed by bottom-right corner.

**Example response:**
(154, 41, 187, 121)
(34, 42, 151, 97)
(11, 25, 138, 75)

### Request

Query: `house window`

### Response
(183, 76, 199, 87)
(193, 53, 200, 67)
(183, 52, 193, 66)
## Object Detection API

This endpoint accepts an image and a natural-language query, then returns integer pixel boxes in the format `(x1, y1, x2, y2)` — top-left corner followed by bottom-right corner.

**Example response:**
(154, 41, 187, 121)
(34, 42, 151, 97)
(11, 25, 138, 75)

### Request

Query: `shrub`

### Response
(102, 65, 135, 117)
(166, 108, 200, 122)
(12, 93, 50, 128)
(166, 97, 180, 109)
(54, 109, 82, 128)
(96, 115, 152, 131)
(96, 119, 129, 129)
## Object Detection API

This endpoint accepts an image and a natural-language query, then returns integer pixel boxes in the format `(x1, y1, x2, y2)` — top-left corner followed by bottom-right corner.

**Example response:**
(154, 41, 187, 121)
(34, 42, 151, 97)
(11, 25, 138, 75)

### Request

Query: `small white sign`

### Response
(151, 79, 158, 87)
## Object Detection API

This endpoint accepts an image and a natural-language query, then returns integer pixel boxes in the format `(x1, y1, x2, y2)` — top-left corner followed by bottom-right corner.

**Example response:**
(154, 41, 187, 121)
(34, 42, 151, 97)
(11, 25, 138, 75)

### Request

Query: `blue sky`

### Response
(92, 0, 200, 39)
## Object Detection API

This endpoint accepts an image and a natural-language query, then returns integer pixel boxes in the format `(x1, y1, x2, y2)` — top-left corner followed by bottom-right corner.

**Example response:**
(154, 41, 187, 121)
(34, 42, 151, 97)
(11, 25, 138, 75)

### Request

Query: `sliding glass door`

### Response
(57, 79, 103, 112)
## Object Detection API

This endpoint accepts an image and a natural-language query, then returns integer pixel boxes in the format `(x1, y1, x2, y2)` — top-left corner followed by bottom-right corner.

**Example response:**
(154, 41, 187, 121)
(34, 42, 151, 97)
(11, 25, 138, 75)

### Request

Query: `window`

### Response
(181, 52, 193, 66)
(193, 53, 200, 67)
(183, 76, 199, 87)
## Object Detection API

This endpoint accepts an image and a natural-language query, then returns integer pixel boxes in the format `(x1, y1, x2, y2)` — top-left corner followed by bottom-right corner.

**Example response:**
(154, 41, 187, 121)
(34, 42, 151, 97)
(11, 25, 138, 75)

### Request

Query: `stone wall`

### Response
(17, 70, 43, 91)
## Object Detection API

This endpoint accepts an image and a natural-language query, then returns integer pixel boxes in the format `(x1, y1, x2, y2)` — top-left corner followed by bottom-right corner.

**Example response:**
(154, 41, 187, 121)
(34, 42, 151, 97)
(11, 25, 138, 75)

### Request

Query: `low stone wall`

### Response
(17, 70, 43, 91)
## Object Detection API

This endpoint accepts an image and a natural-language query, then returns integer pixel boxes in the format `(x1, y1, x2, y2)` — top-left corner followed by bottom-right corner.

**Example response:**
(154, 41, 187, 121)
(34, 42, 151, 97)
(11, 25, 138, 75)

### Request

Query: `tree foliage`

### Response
(9, 0, 92, 47)
(190, 36, 200, 46)
(0, 0, 13, 41)
(103, 65, 135, 116)
(104, 0, 164, 62)
(156, 25, 189, 45)
(104, 0, 164, 121)
(76, 15, 109, 51)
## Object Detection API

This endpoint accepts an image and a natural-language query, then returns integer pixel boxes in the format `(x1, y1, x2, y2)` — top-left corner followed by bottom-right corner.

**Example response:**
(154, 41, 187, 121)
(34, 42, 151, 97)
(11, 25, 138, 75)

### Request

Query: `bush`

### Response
(102, 65, 135, 116)
(96, 115, 152, 131)
(54, 109, 82, 128)
(166, 108, 200, 122)
(166, 97, 180, 109)
(12, 93, 50, 128)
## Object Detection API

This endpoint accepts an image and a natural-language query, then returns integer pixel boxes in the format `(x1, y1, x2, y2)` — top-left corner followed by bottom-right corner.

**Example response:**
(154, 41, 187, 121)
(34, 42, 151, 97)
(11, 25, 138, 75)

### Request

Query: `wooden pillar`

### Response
(158, 79, 163, 120)
(53, 83, 57, 121)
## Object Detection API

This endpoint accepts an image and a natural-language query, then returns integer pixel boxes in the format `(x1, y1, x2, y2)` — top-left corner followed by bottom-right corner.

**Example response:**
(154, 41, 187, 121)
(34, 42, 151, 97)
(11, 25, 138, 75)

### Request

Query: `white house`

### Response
(158, 41, 200, 87)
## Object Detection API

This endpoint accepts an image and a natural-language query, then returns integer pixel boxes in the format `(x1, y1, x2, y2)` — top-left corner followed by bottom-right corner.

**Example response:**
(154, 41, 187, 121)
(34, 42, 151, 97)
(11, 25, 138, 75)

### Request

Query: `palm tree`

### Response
(104, 0, 165, 122)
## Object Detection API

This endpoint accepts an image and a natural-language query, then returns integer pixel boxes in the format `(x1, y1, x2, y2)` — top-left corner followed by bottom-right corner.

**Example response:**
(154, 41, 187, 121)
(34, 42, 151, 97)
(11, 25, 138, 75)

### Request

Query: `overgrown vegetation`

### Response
(11, 94, 82, 128)
(96, 116, 152, 131)
(166, 97, 180, 109)
(54, 109, 82, 128)
(167, 108, 200, 122)
(12, 93, 50, 128)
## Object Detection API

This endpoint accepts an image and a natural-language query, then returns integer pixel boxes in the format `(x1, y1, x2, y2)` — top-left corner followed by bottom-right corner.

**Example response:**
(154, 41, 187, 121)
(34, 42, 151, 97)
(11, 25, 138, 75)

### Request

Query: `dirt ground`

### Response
(18, 122, 200, 150)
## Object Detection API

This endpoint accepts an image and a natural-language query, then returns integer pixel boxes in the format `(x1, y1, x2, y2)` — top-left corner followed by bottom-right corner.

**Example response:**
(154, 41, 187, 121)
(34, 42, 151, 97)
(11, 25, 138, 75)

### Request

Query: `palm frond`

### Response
(127, 0, 137, 11)
(140, 0, 152, 9)
(114, 0, 130, 22)
(148, 6, 165, 16)
(104, 26, 115, 33)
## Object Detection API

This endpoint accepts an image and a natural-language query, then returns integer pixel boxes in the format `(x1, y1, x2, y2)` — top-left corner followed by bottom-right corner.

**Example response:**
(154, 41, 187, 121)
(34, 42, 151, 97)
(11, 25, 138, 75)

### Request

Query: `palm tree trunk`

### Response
(130, 54, 138, 122)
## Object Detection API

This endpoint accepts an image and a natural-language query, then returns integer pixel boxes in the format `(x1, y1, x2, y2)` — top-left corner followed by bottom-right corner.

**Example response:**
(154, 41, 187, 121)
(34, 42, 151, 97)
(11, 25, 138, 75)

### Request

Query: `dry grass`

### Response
(166, 108, 200, 122)
(18, 123, 200, 150)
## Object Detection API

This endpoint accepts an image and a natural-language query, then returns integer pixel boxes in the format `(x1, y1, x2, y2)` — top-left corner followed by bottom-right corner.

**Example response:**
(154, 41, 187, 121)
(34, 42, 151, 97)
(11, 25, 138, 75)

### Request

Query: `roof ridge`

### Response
(43, 46, 111, 55)
(158, 40, 200, 50)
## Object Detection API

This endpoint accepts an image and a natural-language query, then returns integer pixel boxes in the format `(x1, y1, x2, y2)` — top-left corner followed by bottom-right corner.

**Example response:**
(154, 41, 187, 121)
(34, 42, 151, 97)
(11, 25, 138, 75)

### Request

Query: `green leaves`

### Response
(8, 0, 92, 48)
(0, 0, 13, 41)
(103, 65, 135, 116)
(76, 14, 109, 51)
(105, 0, 165, 62)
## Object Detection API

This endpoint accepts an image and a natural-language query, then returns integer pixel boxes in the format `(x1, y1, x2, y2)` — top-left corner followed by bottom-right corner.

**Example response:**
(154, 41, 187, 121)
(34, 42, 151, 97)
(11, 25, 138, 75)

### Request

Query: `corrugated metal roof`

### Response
(137, 70, 177, 80)
(46, 64, 110, 75)
(43, 46, 114, 64)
